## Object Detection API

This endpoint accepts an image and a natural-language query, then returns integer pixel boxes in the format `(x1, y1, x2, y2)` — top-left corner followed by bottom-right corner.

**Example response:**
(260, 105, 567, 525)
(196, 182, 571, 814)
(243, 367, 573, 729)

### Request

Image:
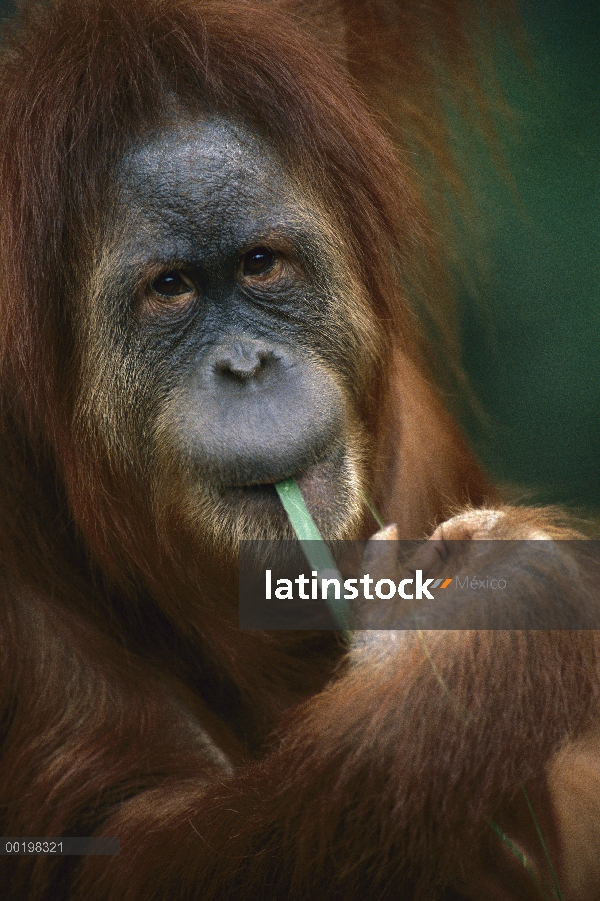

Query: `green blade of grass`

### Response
(360, 491, 384, 529)
(521, 786, 563, 901)
(274, 478, 350, 631)
(488, 818, 554, 900)
(275, 478, 325, 543)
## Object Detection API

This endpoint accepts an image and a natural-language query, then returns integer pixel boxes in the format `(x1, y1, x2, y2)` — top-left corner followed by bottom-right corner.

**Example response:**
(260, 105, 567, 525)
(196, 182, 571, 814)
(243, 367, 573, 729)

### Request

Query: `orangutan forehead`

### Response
(111, 115, 333, 268)
(117, 117, 294, 217)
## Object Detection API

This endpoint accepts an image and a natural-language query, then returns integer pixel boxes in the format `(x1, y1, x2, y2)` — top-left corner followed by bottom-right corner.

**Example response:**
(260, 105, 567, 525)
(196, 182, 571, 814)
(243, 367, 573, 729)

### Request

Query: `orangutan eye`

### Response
(150, 270, 195, 299)
(242, 247, 276, 276)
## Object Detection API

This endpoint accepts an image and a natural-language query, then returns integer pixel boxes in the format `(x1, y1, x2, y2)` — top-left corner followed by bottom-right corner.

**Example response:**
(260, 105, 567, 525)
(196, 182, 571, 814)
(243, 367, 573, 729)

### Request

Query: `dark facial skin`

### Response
(79, 116, 377, 550)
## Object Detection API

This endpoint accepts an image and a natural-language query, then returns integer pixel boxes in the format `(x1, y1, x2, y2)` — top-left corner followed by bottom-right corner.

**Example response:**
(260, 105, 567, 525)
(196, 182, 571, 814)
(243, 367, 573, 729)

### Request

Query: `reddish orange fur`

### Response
(1, 3, 596, 901)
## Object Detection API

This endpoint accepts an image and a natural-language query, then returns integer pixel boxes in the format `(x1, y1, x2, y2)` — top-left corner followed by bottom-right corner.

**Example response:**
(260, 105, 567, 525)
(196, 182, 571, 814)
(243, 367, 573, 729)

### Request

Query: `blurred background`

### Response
(457, 0, 600, 510)
(0, 0, 597, 509)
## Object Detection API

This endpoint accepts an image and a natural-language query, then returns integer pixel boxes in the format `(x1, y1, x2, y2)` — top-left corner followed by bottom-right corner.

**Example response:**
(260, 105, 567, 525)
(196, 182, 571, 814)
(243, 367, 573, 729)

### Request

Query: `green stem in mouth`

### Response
(361, 490, 384, 529)
(274, 477, 350, 633)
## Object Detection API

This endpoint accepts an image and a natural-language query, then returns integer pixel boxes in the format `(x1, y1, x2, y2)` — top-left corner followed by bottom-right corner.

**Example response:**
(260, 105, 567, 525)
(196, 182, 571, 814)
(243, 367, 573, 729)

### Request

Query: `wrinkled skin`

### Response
(78, 118, 378, 556)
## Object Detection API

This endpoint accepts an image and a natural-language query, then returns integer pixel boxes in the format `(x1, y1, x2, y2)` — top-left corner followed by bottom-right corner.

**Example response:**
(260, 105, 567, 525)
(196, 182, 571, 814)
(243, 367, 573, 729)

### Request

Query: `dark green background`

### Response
(459, 0, 600, 509)
(0, 1, 598, 508)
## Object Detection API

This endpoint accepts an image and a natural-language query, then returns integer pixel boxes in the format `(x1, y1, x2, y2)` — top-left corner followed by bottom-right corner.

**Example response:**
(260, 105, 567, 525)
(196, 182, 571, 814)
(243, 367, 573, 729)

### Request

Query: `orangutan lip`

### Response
(223, 475, 302, 495)
(229, 478, 287, 489)
(224, 461, 323, 492)
(219, 444, 345, 505)
(212, 484, 279, 512)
